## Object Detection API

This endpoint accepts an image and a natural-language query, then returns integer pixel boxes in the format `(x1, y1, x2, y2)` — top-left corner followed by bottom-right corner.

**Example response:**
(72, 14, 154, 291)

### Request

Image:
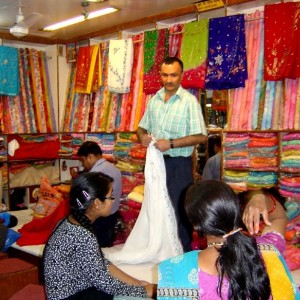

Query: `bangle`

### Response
(170, 139, 174, 149)
(267, 195, 277, 214)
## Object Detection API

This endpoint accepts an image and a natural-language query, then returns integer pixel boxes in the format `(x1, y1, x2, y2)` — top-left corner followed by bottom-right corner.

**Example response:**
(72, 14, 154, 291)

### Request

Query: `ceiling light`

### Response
(10, 25, 29, 38)
(44, 7, 118, 31)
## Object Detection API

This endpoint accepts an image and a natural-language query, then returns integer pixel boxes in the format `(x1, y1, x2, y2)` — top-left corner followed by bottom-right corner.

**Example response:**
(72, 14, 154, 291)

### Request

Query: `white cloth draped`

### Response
(108, 142, 183, 264)
(107, 39, 133, 93)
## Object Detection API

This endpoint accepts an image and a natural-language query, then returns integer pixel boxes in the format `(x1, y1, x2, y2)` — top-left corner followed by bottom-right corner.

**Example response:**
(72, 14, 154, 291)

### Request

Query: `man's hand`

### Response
(140, 134, 152, 147)
(155, 139, 171, 152)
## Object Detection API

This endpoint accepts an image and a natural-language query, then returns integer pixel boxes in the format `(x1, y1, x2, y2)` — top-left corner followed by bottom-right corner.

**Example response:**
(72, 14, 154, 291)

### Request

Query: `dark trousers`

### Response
(164, 155, 194, 252)
(93, 212, 118, 248)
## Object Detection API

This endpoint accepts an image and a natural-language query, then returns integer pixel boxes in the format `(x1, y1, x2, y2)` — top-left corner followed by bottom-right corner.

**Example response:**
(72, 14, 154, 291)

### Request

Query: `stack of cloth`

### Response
(281, 132, 300, 173)
(59, 133, 85, 158)
(223, 133, 250, 191)
(86, 133, 115, 161)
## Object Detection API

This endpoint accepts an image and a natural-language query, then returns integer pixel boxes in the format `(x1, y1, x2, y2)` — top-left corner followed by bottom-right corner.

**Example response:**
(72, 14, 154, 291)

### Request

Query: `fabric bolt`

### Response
(205, 14, 248, 90)
(143, 29, 168, 95)
(108, 39, 133, 93)
(180, 19, 209, 89)
(264, 2, 300, 80)
(108, 142, 183, 264)
(0, 46, 20, 96)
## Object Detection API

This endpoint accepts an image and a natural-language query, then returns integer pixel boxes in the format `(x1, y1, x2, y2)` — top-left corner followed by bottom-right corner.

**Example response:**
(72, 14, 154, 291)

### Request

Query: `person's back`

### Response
(202, 135, 221, 180)
(157, 181, 299, 299)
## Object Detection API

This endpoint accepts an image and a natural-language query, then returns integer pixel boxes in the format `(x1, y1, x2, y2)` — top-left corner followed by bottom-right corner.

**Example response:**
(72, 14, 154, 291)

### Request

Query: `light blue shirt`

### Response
(139, 86, 207, 157)
(91, 158, 122, 214)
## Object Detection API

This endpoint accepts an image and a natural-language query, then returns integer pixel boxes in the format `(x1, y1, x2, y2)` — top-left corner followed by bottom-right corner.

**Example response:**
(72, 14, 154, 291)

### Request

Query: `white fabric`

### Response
(108, 39, 133, 93)
(108, 142, 183, 264)
(8, 139, 20, 156)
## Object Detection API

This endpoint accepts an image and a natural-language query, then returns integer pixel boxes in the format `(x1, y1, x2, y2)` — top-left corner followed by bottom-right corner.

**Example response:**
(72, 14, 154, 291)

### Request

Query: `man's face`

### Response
(78, 155, 94, 171)
(160, 61, 183, 94)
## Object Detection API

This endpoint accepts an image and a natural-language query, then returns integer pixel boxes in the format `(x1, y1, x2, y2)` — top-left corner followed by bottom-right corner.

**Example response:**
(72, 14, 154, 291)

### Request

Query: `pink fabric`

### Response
(198, 232, 284, 299)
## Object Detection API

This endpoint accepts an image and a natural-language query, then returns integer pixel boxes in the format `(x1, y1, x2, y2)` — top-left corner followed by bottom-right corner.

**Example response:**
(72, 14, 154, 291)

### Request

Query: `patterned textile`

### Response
(158, 242, 300, 300)
(108, 39, 133, 93)
(0, 46, 19, 96)
(143, 29, 168, 95)
(205, 14, 248, 90)
(1, 48, 56, 134)
(180, 20, 208, 89)
(74, 45, 100, 94)
(264, 2, 300, 80)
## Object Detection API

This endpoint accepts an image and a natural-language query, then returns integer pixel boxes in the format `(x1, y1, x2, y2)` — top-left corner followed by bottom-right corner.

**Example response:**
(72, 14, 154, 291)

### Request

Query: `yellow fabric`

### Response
(261, 250, 295, 300)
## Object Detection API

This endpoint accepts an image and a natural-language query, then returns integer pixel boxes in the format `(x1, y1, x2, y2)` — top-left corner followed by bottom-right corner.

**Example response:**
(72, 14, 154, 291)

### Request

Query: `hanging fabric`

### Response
(74, 45, 100, 94)
(205, 14, 248, 90)
(108, 39, 133, 93)
(143, 28, 168, 95)
(180, 19, 209, 89)
(168, 23, 183, 57)
(264, 2, 300, 81)
(0, 46, 20, 97)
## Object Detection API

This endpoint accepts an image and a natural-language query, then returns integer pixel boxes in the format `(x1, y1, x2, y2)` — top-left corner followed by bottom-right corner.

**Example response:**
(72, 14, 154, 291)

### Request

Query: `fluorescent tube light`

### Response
(44, 7, 118, 31)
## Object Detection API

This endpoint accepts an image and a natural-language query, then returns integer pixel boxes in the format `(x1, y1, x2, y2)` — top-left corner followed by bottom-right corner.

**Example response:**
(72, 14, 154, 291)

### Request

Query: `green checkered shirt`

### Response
(139, 86, 207, 157)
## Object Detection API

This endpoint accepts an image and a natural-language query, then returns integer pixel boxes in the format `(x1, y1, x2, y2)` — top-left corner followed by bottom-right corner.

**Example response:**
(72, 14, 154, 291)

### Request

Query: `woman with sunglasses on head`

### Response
(157, 180, 300, 299)
(43, 172, 156, 300)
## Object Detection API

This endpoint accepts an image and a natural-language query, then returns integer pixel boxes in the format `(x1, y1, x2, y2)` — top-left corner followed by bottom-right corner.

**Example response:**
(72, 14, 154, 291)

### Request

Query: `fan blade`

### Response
(29, 29, 55, 38)
(18, 12, 42, 28)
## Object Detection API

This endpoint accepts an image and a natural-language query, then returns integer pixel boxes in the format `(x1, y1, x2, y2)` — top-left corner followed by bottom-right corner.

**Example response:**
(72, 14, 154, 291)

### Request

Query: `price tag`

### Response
(195, 0, 224, 12)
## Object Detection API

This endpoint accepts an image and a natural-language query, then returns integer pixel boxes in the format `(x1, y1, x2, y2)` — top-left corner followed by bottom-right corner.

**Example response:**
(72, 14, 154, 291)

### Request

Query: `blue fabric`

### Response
(3, 228, 21, 252)
(0, 46, 20, 96)
(205, 15, 248, 90)
(158, 250, 199, 299)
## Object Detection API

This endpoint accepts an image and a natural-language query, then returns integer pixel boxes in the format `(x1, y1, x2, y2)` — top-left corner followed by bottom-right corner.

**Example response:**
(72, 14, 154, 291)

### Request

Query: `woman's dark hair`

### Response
(69, 172, 113, 232)
(185, 180, 271, 300)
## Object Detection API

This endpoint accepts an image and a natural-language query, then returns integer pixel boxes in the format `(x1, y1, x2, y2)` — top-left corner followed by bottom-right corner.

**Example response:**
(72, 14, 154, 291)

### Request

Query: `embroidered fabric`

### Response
(107, 142, 183, 264)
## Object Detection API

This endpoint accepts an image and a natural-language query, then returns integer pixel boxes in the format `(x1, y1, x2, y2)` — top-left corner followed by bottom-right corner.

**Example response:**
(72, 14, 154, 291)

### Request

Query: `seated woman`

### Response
(43, 172, 156, 300)
(157, 180, 300, 299)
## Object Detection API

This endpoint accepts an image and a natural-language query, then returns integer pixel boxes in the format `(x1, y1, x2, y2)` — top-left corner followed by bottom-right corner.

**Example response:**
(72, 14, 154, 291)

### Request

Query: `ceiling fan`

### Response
(0, 3, 53, 38)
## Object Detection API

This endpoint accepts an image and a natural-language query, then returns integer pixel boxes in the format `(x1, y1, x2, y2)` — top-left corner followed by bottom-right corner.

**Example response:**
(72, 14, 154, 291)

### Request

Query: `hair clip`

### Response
(223, 227, 242, 239)
(82, 190, 91, 200)
(76, 198, 84, 209)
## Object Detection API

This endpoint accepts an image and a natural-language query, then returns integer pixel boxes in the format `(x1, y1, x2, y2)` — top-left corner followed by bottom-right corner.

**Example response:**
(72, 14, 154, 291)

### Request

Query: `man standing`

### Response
(137, 57, 207, 251)
(76, 141, 122, 247)
(202, 134, 222, 180)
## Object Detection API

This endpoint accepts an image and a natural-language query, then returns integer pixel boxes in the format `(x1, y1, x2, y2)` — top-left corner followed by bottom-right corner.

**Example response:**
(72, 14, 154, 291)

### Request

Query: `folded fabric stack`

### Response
(59, 133, 85, 158)
(281, 132, 300, 173)
(86, 133, 115, 161)
(280, 176, 300, 200)
(223, 133, 250, 191)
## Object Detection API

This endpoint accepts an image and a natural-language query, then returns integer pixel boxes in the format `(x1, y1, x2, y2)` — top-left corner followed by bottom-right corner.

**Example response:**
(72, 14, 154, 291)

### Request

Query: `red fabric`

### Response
(9, 284, 46, 300)
(17, 199, 70, 246)
(8, 135, 60, 160)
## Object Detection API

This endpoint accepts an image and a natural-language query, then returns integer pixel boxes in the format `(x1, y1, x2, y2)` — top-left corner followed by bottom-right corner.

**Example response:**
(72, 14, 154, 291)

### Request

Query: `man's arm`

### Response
(155, 133, 207, 152)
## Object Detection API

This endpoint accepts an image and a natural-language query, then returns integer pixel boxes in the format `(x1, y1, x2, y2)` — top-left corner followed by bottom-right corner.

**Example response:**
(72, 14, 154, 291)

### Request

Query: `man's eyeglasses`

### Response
(104, 196, 115, 201)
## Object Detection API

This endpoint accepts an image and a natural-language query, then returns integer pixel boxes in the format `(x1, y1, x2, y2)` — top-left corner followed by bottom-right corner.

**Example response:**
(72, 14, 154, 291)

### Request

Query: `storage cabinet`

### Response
(222, 130, 300, 200)
(0, 134, 60, 210)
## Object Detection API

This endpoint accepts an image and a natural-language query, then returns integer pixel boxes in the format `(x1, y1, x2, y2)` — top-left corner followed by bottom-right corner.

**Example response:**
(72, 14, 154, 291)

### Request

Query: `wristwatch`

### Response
(170, 139, 174, 149)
